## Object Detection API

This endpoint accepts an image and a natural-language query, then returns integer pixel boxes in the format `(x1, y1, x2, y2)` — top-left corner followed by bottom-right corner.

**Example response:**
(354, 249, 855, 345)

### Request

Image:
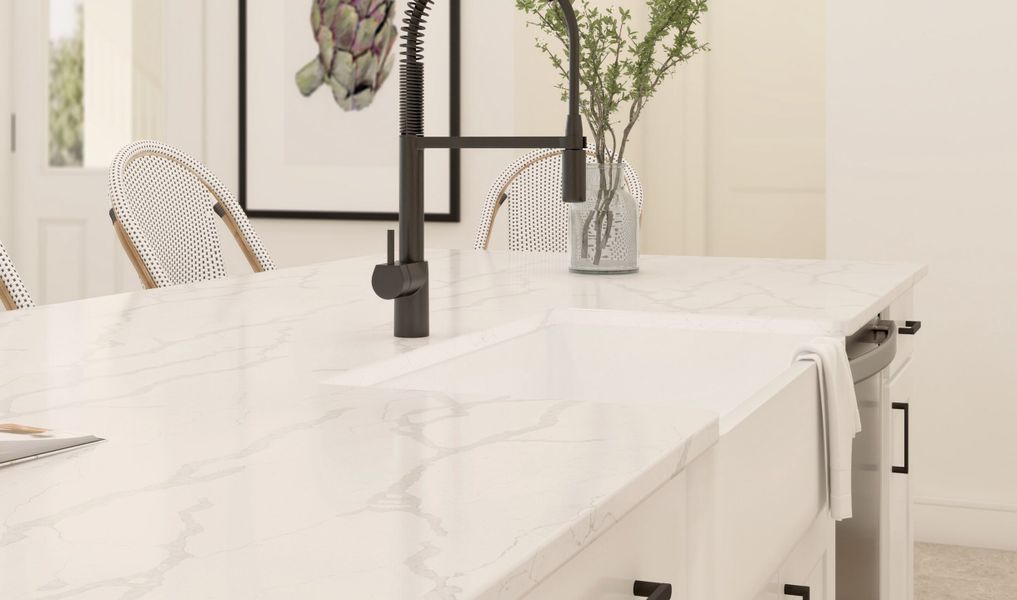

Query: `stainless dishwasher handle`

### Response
(849, 320, 898, 383)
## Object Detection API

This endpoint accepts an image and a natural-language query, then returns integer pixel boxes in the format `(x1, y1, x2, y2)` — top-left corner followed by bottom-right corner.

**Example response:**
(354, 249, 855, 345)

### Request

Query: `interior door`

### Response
(10, 0, 204, 303)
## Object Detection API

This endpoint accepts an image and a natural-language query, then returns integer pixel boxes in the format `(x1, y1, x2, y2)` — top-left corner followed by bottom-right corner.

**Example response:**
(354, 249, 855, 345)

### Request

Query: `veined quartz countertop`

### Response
(0, 250, 926, 599)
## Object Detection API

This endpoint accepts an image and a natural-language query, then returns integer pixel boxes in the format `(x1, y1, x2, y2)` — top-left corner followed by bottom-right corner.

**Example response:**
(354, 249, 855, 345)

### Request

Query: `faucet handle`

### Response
(373, 229, 428, 300)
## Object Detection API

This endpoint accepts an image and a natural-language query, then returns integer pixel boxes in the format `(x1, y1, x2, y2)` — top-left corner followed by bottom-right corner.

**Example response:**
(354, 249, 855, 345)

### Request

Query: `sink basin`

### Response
(330, 309, 814, 432)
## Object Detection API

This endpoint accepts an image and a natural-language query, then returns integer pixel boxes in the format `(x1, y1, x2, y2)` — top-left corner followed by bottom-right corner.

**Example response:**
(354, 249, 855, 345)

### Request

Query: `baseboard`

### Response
(914, 497, 1017, 551)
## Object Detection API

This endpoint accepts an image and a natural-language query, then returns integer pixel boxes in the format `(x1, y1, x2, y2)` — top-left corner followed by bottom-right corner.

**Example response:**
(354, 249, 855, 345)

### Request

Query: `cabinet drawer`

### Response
(777, 512, 836, 600)
(523, 473, 688, 600)
(881, 288, 916, 378)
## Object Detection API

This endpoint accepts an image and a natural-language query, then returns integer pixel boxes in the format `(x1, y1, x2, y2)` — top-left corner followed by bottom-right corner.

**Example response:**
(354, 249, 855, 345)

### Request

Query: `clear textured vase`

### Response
(568, 163, 640, 274)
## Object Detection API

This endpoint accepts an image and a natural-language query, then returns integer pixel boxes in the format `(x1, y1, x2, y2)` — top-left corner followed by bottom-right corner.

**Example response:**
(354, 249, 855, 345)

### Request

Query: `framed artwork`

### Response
(239, 0, 461, 221)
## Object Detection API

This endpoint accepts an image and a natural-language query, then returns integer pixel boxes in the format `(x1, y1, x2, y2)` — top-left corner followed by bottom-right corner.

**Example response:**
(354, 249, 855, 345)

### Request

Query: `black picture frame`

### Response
(238, 0, 461, 222)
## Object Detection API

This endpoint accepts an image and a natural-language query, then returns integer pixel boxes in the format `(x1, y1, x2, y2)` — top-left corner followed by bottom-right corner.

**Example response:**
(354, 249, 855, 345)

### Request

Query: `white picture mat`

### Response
(245, 0, 453, 215)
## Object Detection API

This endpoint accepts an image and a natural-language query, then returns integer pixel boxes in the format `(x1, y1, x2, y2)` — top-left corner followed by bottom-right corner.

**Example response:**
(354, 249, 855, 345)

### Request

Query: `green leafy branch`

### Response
(516, 0, 709, 166)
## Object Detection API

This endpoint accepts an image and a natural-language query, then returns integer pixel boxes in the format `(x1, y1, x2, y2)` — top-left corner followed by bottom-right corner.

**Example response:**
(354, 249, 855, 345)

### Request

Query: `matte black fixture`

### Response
(783, 584, 811, 599)
(892, 401, 910, 474)
(372, 0, 586, 338)
(898, 320, 922, 335)
(633, 580, 672, 600)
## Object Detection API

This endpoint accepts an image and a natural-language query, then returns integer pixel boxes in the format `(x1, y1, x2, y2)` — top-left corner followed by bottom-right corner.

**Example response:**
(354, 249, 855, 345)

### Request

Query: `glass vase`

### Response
(568, 163, 640, 274)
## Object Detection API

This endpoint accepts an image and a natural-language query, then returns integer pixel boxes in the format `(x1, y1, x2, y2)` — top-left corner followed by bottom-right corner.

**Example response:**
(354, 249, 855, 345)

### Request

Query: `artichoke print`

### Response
(295, 0, 398, 112)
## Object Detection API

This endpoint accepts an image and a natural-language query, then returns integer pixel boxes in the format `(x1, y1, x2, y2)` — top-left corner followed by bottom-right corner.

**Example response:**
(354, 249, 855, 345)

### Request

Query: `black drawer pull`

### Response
(633, 580, 672, 600)
(898, 320, 922, 335)
(784, 584, 811, 599)
(892, 402, 910, 474)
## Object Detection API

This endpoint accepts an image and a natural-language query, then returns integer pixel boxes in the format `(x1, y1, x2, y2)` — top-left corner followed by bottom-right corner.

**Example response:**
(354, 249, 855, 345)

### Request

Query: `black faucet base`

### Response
(394, 274, 429, 338)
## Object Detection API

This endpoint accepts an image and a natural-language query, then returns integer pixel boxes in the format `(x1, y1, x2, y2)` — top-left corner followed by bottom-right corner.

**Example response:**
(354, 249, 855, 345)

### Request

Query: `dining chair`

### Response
(0, 239, 35, 311)
(108, 141, 276, 289)
(474, 148, 643, 252)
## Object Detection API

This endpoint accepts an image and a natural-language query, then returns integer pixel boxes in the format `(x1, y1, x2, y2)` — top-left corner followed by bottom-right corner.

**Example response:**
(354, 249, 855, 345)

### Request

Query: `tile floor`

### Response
(915, 542, 1017, 600)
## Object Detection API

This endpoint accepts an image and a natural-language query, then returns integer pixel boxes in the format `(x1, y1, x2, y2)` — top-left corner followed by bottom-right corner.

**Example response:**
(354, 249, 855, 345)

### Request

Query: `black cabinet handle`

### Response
(892, 402, 910, 474)
(784, 584, 811, 599)
(898, 320, 922, 335)
(633, 580, 672, 600)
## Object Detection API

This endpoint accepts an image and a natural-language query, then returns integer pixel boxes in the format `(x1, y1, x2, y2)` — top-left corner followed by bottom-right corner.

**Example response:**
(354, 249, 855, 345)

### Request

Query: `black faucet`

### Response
(372, 0, 586, 338)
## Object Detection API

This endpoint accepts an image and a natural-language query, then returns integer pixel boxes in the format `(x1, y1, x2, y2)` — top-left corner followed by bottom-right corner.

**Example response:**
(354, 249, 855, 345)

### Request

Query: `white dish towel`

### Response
(794, 338, 862, 521)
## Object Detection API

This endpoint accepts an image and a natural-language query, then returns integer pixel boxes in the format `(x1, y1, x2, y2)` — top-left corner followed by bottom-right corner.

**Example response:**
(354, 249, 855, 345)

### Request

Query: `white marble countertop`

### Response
(0, 250, 926, 599)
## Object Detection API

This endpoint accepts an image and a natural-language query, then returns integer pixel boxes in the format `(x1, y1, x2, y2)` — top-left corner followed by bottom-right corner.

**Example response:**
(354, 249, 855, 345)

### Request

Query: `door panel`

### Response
(888, 362, 915, 600)
(523, 474, 688, 600)
(38, 218, 87, 302)
(752, 573, 781, 600)
(780, 514, 835, 600)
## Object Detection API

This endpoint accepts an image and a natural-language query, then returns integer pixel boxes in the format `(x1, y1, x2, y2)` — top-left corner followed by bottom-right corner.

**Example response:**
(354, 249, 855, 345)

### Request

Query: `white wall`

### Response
(828, 2, 1017, 550)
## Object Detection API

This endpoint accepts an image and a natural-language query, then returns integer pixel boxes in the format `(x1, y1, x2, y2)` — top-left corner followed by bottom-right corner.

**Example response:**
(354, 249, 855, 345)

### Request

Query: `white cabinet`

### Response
(753, 572, 782, 600)
(523, 472, 689, 600)
(883, 295, 916, 600)
(525, 470, 837, 600)
(526, 365, 830, 600)
(888, 361, 914, 600)
(778, 514, 836, 600)
(754, 513, 835, 600)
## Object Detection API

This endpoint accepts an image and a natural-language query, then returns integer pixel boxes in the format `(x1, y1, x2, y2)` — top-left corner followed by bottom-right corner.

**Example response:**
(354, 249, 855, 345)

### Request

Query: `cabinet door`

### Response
(779, 514, 836, 600)
(888, 361, 914, 600)
(752, 573, 781, 600)
(523, 473, 688, 600)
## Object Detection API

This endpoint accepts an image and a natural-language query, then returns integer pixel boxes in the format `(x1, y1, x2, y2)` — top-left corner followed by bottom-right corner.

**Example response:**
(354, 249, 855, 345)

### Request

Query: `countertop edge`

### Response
(471, 420, 720, 600)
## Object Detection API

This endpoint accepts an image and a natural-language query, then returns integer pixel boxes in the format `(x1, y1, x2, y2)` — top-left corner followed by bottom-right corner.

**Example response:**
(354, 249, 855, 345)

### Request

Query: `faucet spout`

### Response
(373, 0, 585, 338)
(555, 0, 587, 204)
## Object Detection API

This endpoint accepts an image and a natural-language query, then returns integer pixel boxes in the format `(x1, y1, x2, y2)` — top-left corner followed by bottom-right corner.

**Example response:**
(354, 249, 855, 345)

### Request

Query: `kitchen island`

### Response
(0, 250, 925, 599)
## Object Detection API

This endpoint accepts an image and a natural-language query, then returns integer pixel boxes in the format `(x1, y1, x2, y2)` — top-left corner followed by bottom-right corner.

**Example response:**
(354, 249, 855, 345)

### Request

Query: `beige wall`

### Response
(828, 1, 1017, 550)
(703, 0, 825, 258)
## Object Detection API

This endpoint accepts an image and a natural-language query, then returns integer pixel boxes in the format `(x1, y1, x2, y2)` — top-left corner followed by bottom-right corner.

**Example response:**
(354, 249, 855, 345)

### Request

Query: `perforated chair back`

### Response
(0, 240, 34, 311)
(474, 148, 643, 251)
(108, 141, 275, 289)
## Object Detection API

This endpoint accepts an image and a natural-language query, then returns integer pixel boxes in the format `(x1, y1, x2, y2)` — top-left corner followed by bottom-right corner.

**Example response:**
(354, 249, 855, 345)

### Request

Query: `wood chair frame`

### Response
(0, 240, 34, 311)
(0, 279, 14, 311)
(108, 141, 275, 289)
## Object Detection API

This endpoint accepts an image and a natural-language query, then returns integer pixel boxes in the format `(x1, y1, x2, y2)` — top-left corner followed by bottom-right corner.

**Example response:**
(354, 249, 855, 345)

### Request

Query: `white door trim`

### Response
(0, 0, 13, 242)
